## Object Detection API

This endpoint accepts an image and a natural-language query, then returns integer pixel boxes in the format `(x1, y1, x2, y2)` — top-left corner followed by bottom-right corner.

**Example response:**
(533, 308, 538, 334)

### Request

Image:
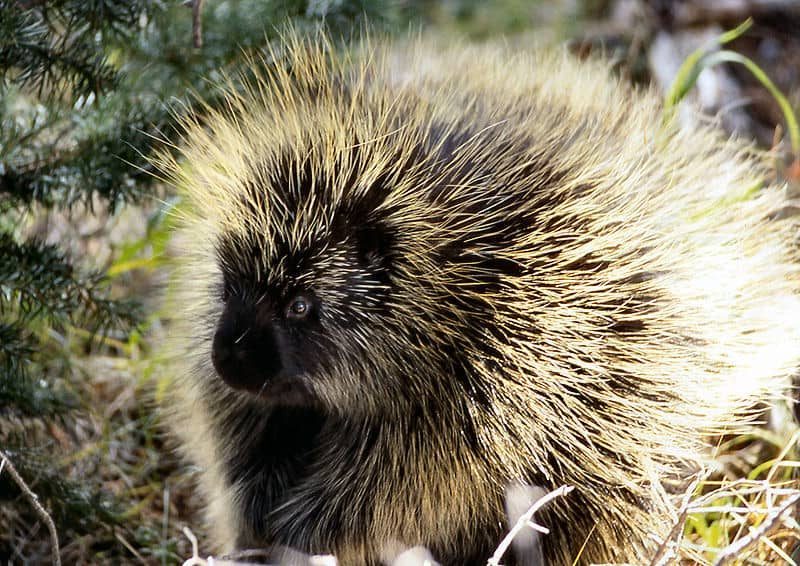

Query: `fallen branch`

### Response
(0, 449, 61, 566)
(488, 484, 574, 566)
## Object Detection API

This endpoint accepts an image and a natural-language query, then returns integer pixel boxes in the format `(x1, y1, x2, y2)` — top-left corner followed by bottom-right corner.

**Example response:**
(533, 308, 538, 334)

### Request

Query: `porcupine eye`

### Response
(286, 295, 312, 321)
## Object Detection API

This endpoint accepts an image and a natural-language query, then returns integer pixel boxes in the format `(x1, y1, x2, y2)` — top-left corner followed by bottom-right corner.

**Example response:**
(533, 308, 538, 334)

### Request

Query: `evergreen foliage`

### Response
(0, 1, 402, 561)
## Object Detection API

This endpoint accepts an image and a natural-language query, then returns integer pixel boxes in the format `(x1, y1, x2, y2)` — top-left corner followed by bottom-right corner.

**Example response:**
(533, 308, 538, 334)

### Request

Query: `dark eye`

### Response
(286, 295, 312, 320)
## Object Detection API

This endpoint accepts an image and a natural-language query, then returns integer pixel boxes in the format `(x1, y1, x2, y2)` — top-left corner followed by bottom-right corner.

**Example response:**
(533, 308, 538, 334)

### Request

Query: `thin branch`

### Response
(488, 484, 574, 566)
(0, 449, 61, 566)
(192, 0, 204, 49)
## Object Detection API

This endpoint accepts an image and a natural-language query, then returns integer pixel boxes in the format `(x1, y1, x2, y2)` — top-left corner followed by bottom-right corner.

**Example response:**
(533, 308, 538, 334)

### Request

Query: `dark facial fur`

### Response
(163, 31, 800, 566)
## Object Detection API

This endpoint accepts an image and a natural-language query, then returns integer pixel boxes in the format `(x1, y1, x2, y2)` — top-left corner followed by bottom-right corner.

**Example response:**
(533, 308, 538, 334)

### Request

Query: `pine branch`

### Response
(1, 4, 112, 98)
(0, 1, 150, 99)
(1, 96, 172, 210)
(0, 322, 69, 417)
(0, 234, 140, 333)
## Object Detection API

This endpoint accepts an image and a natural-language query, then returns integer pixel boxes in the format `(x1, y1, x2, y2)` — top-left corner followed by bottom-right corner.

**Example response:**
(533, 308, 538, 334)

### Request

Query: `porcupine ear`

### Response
(355, 221, 395, 279)
(348, 168, 398, 280)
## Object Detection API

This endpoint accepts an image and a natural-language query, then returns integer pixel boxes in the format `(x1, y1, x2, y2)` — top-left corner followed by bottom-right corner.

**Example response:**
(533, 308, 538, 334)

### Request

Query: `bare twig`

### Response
(711, 492, 800, 566)
(488, 484, 574, 566)
(0, 449, 61, 566)
(649, 473, 706, 566)
(192, 0, 204, 49)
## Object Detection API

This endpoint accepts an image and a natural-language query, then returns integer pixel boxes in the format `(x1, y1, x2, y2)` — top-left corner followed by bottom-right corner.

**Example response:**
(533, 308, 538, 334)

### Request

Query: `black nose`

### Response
(212, 303, 283, 392)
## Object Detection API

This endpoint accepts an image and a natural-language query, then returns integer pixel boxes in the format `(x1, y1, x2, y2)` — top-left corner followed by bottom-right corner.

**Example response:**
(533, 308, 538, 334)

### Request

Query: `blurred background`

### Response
(1, 1, 799, 564)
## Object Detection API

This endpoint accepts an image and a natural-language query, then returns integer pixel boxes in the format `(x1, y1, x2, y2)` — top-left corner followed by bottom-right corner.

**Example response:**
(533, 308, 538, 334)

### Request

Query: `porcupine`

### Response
(159, 30, 800, 565)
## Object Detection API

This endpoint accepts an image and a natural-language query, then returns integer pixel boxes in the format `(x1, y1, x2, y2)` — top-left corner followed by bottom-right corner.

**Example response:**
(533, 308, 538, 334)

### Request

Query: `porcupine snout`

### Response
(211, 293, 284, 393)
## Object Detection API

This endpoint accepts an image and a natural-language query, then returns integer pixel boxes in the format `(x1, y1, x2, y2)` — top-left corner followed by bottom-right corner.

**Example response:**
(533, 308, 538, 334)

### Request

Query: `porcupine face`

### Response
(208, 149, 405, 410)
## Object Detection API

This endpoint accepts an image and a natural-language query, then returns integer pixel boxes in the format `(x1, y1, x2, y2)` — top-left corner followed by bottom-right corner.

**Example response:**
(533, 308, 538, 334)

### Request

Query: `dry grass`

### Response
(659, 429, 800, 565)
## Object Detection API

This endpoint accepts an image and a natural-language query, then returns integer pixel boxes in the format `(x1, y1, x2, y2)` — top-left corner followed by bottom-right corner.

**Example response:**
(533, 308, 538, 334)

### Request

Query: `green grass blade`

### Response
(664, 19, 753, 112)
